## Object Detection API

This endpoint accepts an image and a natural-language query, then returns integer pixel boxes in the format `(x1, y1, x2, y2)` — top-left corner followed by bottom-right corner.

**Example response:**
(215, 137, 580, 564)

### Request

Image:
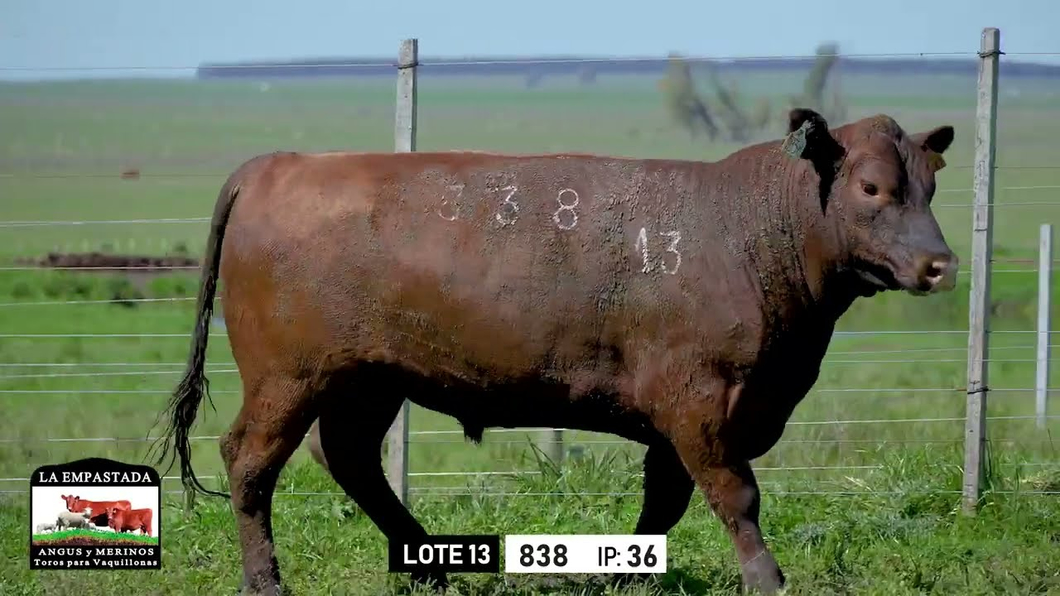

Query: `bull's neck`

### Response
(699, 144, 855, 334)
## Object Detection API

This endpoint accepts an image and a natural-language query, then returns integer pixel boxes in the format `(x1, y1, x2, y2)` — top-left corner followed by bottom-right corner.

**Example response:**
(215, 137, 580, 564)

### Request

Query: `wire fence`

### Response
(0, 38, 1058, 507)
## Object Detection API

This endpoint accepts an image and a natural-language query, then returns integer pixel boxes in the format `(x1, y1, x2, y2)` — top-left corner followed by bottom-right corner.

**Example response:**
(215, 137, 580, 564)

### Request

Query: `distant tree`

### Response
(749, 97, 773, 132)
(659, 55, 719, 140)
(709, 70, 752, 142)
(788, 42, 847, 126)
(658, 42, 847, 143)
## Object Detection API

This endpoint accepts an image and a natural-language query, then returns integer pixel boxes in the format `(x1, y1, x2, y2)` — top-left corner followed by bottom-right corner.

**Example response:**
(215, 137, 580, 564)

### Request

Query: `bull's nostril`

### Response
(925, 263, 944, 280)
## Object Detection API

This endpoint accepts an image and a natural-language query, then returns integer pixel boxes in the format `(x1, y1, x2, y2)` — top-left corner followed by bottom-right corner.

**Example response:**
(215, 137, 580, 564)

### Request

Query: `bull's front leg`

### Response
(698, 460, 782, 593)
(668, 394, 784, 593)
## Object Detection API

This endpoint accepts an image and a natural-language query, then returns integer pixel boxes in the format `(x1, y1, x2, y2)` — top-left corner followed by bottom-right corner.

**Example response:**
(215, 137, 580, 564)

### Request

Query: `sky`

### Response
(2, 0, 1058, 78)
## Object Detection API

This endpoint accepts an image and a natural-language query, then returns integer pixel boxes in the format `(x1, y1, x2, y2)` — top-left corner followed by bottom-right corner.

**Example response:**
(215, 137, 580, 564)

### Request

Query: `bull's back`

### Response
(220, 151, 728, 385)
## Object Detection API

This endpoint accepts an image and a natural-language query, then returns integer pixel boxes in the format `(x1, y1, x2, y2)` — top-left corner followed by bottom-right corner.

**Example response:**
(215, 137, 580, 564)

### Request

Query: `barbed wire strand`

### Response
(0, 344, 1051, 366)
(0, 297, 198, 308)
(0, 488, 1054, 497)
(2, 330, 1051, 339)
(4, 266, 1043, 277)
(2, 387, 1054, 396)
(0, 217, 211, 228)
(6, 465, 946, 484)
(6, 356, 1059, 378)
(0, 51, 991, 73)
(2, 432, 1051, 445)
(0, 268, 1052, 306)
(1, 164, 1059, 180)
(0, 266, 201, 272)
(0, 186, 1059, 206)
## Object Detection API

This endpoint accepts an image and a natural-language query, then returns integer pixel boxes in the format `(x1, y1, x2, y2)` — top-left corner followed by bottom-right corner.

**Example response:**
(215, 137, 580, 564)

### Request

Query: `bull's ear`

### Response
(782, 108, 845, 166)
(783, 108, 845, 210)
(910, 125, 955, 172)
(910, 125, 955, 154)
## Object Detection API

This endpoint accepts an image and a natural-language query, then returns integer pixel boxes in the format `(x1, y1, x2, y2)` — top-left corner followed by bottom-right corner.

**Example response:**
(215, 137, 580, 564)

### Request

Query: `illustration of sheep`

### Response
(56, 510, 92, 530)
(35, 522, 56, 533)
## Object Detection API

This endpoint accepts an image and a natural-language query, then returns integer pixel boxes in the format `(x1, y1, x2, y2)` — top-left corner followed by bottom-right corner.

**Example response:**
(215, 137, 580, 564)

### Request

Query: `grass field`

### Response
(32, 528, 158, 545)
(0, 63, 1058, 595)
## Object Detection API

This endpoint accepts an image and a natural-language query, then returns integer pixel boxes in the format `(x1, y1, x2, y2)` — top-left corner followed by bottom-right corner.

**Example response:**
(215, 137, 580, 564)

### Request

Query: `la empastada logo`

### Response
(29, 457, 162, 570)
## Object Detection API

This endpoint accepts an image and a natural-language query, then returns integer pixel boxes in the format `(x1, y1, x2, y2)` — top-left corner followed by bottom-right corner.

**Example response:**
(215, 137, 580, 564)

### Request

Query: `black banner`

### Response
(388, 535, 500, 573)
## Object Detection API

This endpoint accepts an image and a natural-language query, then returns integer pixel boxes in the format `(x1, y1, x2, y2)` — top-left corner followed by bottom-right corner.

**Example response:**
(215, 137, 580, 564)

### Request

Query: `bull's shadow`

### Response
(394, 567, 730, 595)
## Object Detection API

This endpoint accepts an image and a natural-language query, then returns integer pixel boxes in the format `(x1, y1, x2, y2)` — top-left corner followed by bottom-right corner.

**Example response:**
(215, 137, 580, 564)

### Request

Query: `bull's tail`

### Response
(147, 173, 243, 500)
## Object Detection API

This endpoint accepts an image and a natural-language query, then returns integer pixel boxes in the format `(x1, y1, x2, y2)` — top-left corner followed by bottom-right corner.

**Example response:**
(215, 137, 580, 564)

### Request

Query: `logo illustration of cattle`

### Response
(106, 506, 153, 537)
(61, 494, 132, 528)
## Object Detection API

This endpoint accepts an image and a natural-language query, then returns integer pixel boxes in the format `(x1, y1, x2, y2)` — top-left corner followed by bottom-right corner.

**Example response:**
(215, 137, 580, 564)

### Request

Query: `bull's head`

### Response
(107, 506, 122, 520)
(783, 108, 959, 296)
(60, 494, 79, 511)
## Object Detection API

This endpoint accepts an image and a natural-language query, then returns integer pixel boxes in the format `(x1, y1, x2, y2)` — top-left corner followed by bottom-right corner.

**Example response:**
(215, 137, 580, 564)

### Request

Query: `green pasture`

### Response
(0, 69, 1058, 594)
(31, 528, 158, 545)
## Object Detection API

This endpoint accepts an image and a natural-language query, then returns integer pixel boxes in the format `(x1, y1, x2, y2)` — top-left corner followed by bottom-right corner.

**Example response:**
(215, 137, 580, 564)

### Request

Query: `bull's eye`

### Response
(861, 182, 879, 197)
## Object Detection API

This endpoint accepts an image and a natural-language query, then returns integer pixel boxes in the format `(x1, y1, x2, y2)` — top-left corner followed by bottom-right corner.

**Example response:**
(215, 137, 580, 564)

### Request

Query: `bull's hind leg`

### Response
(220, 376, 320, 596)
(611, 441, 696, 588)
(316, 370, 447, 590)
(634, 441, 695, 534)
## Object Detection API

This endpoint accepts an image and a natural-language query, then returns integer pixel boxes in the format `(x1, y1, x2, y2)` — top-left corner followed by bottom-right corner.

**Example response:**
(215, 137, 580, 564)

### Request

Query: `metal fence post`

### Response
(387, 38, 418, 506)
(1037, 224, 1054, 429)
(962, 27, 1001, 515)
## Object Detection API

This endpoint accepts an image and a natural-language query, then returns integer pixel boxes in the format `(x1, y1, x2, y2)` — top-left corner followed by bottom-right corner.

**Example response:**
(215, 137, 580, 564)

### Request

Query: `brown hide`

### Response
(226, 149, 827, 444)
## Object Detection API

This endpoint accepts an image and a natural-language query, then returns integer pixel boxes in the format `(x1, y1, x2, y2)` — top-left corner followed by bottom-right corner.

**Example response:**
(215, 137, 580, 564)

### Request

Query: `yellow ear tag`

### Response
(926, 150, 947, 173)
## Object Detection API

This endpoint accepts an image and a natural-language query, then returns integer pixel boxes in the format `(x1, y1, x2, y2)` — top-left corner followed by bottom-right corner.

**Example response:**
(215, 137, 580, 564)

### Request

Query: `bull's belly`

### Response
(370, 360, 660, 445)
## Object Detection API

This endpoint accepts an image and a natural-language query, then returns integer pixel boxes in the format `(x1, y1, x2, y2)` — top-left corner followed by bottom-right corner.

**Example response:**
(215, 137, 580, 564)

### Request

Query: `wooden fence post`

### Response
(387, 38, 418, 506)
(182, 476, 195, 513)
(1036, 224, 1053, 429)
(962, 27, 1001, 515)
(542, 429, 564, 466)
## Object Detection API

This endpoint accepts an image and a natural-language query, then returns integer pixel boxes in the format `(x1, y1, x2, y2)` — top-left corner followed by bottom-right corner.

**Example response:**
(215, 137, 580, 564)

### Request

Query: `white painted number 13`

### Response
(636, 227, 682, 275)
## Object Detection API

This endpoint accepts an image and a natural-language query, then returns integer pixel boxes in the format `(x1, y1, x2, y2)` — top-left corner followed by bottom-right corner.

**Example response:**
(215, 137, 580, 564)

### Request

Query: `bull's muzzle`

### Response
(916, 252, 959, 293)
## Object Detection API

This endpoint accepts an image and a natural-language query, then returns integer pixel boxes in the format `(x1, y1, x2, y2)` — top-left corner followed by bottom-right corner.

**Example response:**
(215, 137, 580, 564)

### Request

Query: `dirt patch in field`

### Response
(18, 252, 199, 272)
(16, 252, 201, 291)
(32, 536, 157, 547)
(11, 252, 201, 296)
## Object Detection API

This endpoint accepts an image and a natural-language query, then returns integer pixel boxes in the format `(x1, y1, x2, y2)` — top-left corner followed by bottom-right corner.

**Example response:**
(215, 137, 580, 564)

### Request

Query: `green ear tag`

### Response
(781, 120, 811, 159)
